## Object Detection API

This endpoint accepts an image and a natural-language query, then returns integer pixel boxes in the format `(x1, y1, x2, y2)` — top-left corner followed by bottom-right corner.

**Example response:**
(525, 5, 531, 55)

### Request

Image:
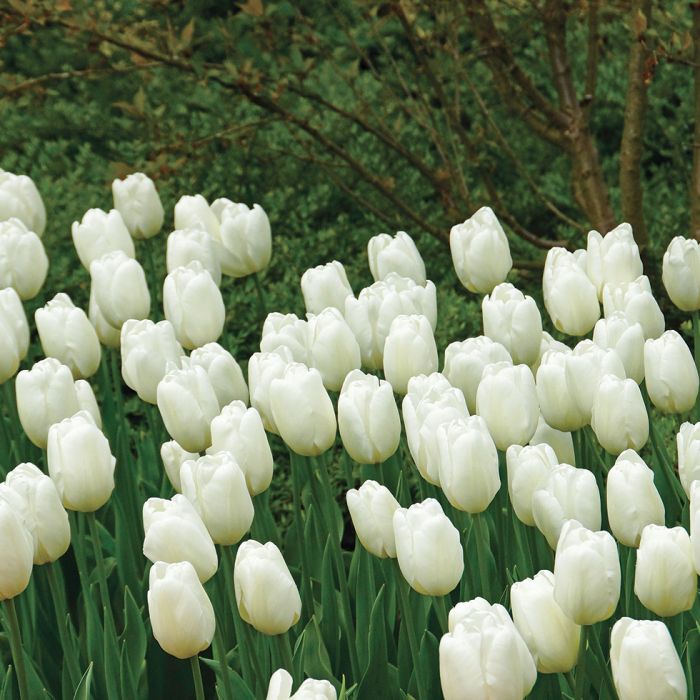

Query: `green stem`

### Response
(3, 598, 29, 700)
(241, 618, 266, 695)
(86, 511, 111, 616)
(212, 625, 234, 700)
(275, 632, 294, 675)
(289, 451, 314, 615)
(433, 595, 449, 634)
(575, 625, 589, 700)
(589, 626, 616, 698)
(396, 576, 427, 700)
(190, 655, 205, 700)
(472, 512, 492, 601)
(252, 272, 267, 320)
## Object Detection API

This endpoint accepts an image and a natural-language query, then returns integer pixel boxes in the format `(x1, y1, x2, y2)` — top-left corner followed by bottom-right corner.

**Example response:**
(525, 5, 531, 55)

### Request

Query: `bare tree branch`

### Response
(692, 3, 700, 240)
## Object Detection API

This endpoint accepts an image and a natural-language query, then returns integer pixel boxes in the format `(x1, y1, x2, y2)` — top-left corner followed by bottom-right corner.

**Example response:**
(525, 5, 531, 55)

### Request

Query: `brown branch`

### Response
(582, 0, 599, 121)
(691, 3, 700, 240)
(543, 1, 580, 120)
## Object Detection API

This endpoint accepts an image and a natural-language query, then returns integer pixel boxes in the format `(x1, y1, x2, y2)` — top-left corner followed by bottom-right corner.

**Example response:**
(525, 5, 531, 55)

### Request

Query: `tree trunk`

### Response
(691, 3, 700, 240)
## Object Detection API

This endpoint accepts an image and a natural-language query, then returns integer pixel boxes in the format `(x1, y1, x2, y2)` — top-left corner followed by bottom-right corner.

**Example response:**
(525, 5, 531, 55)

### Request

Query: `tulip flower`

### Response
(234, 540, 302, 635)
(174, 194, 220, 237)
(591, 374, 648, 454)
(88, 286, 121, 349)
(208, 401, 273, 495)
(662, 236, 700, 312)
(147, 561, 215, 659)
(440, 598, 536, 700)
(393, 499, 463, 595)
(160, 440, 198, 493)
(644, 330, 699, 413)
(111, 172, 164, 240)
(542, 247, 600, 336)
(190, 342, 248, 409)
(269, 363, 337, 456)
(0, 499, 34, 600)
(383, 314, 438, 395)
(442, 336, 512, 414)
(338, 369, 401, 464)
(553, 519, 620, 625)
(260, 312, 310, 364)
(511, 570, 581, 673)
(449, 206, 512, 294)
(535, 350, 588, 432)
(143, 494, 218, 582)
(217, 201, 272, 277)
(166, 228, 221, 286)
(476, 362, 539, 451)
(610, 617, 687, 700)
(72, 208, 135, 270)
(678, 422, 700, 497)
(506, 443, 559, 527)
(74, 379, 102, 427)
(368, 230, 426, 285)
(0, 218, 48, 299)
(531, 330, 571, 375)
(635, 524, 696, 617)
(300, 260, 354, 315)
(266, 669, 337, 700)
(248, 348, 294, 434)
(346, 480, 400, 558)
(602, 275, 665, 340)
(529, 415, 575, 466)
(586, 223, 643, 299)
(592, 312, 645, 383)
(157, 363, 220, 452)
(0, 169, 46, 236)
(47, 411, 116, 512)
(482, 283, 542, 366)
(0, 287, 29, 384)
(35, 293, 101, 379)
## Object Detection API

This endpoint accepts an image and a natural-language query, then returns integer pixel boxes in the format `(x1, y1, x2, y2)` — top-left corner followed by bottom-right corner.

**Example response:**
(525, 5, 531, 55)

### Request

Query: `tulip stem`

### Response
(252, 272, 267, 320)
(276, 632, 295, 675)
(212, 625, 235, 700)
(433, 595, 449, 634)
(588, 625, 616, 698)
(3, 598, 29, 700)
(575, 625, 589, 700)
(190, 655, 205, 700)
(396, 576, 427, 700)
(472, 513, 492, 601)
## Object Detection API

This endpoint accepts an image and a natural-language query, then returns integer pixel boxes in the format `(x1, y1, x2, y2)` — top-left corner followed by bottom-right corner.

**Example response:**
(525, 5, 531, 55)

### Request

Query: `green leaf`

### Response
(417, 631, 440, 700)
(299, 616, 335, 682)
(72, 664, 93, 700)
(119, 586, 147, 683)
(319, 535, 341, 670)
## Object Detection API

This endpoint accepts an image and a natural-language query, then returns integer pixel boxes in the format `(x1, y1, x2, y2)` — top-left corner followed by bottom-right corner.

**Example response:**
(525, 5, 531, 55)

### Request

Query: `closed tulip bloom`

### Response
(393, 499, 463, 595)
(678, 422, 700, 496)
(217, 201, 272, 277)
(0, 169, 45, 235)
(163, 262, 225, 350)
(338, 370, 400, 464)
(190, 342, 248, 409)
(531, 330, 572, 376)
(248, 348, 294, 434)
(346, 480, 400, 558)
(635, 524, 696, 617)
(234, 540, 301, 635)
(266, 669, 337, 700)
(270, 363, 336, 456)
(260, 312, 311, 364)
(449, 206, 512, 294)
(72, 208, 135, 270)
(208, 401, 273, 495)
(482, 283, 542, 366)
(0, 218, 48, 299)
(532, 465, 601, 549)
(536, 350, 588, 433)
(689, 481, 700, 573)
(663, 236, 700, 311)
(511, 570, 581, 673)
(529, 415, 576, 466)
(143, 494, 218, 582)
(88, 286, 121, 348)
(591, 374, 648, 454)
(602, 275, 665, 340)
(384, 314, 438, 395)
(368, 230, 426, 285)
(443, 336, 512, 414)
(166, 228, 221, 286)
(553, 519, 620, 625)
(300, 260, 354, 315)
(607, 450, 664, 548)
(307, 307, 362, 391)
(476, 362, 539, 451)
(157, 364, 220, 452)
(543, 247, 600, 336)
(35, 293, 101, 379)
(90, 250, 150, 329)
(506, 443, 559, 527)
(610, 618, 686, 700)
(174, 194, 220, 237)
(147, 560, 215, 660)
(593, 312, 645, 383)
(161, 440, 198, 493)
(180, 452, 254, 546)
(440, 598, 536, 700)
(644, 330, 699, 413)
(74, 379, 102, 428)
(0, 499, 34, 600)
(47, 411, 115, 512)
(112, 172, 164, 239)
(586, 224, 643, 300)
(0, 287, 29, 384)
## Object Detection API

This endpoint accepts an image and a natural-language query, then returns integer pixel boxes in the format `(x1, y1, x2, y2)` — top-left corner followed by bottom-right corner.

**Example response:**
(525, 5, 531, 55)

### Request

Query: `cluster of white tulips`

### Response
(2, 164, 700, 700)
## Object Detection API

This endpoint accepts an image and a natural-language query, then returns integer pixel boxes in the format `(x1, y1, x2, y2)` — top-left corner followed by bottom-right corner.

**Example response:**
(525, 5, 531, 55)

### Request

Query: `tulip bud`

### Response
(393, 499, 463, 595)
(270, 363, 337, 456)
(644, 330, 699, 413)
(602, 275, 665, 340)
(0, 218, 48, 299)
(662, 236, 700, 311)
(440, 598, 536, 700)
(35, 293, 101, 379)
(476, 362, 539, 451)
(482, 283, 542, 366)
(174, 194, 220, 236)
(88, 286, 121, 349)
(300, 260, 354, 315)
(248, 348, 294, 434)
(47, 411, 116, 512)
(266, 669, 337, 700)
(208, 402, 273, 495)
(72, 208, 135, 270)
(368, 230, 426, 285)
(0, 499, 34, 600)
(506, 443, 558, 526)
(511, 570, 581, 673)
(4, 462, 70, 564)
(591, 374, 648, 454)
(635, 524, 696, 617)
(161, 440, 198, 493)
(543, 247, 600, 336)
(143, 494, 218, 582)
(383, 314, 438, 395)
(529, 415, 576, 466)
(147, 560, 215, 659)
(442, 336, 512, 414)
(234, 540, 302, 635)
(0, 169, 45, 235)
(606, 450, 665, 548)
(0, 287, 29, 384)
(111, 172, 164, 240)
(553, 519, 620, 625)
(586, 224, 643, 300)
(166, 228, 221, 286)
(592, 312, 645, 383)
(678, 422, 700, 497)
(190, 342, 248, 409)
(531, 331, 572, 375)
(610, 617, 687, 700)
(260, 312, 310, 364)
(338, 370, 400, 464)
(438, 415, 500, 513)
(532, 465, 601, 549)
(216, 201, 272, 277)
(449, 206, 512, 294)
(346, 480, 400, 558)
(90, 250, 150, 329)
(535, 350, 588, 433)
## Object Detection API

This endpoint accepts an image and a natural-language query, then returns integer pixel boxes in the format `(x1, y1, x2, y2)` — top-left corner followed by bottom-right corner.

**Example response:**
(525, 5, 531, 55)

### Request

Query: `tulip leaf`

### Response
(120, 586, 147, 683)
(119, 641, 137, 700)
(0, 667, 12, 700)
(319, 535, 341, 671)
(72, 663, 94, 700)
(417, 630, 440, 700)
(353, 547, 376, 670)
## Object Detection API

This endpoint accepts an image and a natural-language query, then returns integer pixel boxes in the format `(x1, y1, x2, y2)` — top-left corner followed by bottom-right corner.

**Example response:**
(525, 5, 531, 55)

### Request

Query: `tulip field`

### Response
(2, 168, 700, 700)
